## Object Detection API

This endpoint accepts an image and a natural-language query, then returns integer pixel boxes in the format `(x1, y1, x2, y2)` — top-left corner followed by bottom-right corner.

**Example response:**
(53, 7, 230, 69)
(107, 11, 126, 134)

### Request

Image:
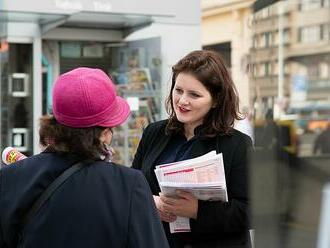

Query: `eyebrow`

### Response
(174, 86, 202, 94)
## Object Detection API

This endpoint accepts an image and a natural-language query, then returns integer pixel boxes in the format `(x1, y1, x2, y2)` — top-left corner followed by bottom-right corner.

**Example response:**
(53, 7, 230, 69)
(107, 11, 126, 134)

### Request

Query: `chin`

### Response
(176, 115, 190, 124)
(175, 113, 184, 122)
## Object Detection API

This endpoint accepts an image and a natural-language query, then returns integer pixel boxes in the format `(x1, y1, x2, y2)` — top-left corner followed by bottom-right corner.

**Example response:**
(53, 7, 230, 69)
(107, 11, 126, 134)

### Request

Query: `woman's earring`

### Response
(103, 143, 114, 162)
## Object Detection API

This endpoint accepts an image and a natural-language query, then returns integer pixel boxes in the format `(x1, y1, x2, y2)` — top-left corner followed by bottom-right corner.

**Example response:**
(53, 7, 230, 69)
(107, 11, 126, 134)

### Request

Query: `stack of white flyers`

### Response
(154, 151, 227, 233)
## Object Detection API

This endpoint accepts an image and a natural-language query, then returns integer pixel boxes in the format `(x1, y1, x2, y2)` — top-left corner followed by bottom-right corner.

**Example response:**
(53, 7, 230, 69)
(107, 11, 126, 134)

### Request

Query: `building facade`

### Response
(201, 0, 255, 108)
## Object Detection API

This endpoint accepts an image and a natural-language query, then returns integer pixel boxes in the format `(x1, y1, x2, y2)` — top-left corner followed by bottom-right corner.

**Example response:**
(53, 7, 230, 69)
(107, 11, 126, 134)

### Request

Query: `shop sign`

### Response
(54, 0, 112, 12)
(54, 0, 83, 10)
(290, 74, 307, 106)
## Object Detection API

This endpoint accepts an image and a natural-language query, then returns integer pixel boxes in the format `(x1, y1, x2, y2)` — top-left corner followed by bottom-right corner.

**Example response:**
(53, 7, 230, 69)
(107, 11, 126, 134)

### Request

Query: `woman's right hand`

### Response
(153, 195, 177, 223)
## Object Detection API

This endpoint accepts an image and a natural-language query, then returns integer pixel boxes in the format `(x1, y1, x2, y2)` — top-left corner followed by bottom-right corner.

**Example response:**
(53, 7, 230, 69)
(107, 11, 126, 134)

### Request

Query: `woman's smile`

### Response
(178, 106, 190, 113)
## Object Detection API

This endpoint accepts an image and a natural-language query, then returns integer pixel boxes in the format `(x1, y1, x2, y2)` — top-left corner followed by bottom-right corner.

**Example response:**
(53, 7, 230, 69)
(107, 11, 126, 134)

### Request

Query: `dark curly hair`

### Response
(165, 50, 242, 137)
(39, 115, 109, 160)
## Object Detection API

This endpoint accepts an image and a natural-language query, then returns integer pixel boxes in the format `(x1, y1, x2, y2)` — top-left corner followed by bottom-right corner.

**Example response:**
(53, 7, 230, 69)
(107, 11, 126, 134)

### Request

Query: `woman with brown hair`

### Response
(0, 67, 169, 248)
(133, 50, 253, 248)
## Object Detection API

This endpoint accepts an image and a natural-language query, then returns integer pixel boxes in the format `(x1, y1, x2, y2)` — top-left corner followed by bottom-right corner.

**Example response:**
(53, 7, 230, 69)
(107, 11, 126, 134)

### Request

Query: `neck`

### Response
(184, 123, 197, 140)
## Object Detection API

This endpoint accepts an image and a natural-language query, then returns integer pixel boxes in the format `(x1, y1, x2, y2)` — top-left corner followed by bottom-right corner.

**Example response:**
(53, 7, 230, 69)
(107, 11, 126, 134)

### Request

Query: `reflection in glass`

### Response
(250, 0, 330, 247)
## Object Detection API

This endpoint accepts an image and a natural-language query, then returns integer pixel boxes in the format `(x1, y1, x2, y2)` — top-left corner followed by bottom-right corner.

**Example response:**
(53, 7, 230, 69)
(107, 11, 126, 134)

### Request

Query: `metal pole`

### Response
(33, 32, 42, 154)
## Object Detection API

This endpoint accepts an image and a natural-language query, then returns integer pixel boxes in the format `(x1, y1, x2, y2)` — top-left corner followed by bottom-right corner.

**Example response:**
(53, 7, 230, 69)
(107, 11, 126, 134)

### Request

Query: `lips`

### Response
(178, 106, 190, 113)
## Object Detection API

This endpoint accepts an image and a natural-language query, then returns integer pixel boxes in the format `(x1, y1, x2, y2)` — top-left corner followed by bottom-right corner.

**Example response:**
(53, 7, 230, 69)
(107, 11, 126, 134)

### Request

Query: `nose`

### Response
(178, 94, 189, 105)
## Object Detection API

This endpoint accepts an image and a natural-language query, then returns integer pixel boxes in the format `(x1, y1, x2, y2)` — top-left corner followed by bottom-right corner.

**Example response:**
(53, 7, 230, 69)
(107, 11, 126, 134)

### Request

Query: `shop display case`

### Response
(109, 38, 161, 166)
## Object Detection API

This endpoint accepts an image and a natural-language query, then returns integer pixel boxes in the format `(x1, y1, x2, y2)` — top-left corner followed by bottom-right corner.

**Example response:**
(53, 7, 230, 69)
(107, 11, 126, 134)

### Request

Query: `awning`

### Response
(0, 9, 165, 35)
(62, 11, 153, 31)
(0, 10, 67, 24)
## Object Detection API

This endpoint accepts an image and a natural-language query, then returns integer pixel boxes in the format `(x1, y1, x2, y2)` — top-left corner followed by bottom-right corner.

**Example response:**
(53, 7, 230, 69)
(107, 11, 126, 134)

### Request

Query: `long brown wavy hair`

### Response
(165, 50, 242, 137)
(39, 115, 108, 160)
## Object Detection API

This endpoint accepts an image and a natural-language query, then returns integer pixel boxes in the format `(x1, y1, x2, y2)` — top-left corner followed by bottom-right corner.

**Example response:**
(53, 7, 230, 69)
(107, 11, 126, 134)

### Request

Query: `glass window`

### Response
(260, 32, 271, 48)
(299, 25, 322, 43)
(283, 29, 290, 44)
(322, 24, 330, 41)
(300, 0, 322, 11)
(258, 62, 271, 77)
(60, 42, 81, 58)
(319, 62, 329, 79)
(250, 2, 330, 247)
(308, 64, 320, 79)
(82, 44, 104, 58)
(253, 35, 258, 48)
(265, 62, 270, 76)
(253, 64, 257, 77)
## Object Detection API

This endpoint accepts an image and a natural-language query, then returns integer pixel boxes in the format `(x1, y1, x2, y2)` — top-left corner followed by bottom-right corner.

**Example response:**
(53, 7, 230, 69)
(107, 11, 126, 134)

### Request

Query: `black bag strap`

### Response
(22, 161, 86, 228)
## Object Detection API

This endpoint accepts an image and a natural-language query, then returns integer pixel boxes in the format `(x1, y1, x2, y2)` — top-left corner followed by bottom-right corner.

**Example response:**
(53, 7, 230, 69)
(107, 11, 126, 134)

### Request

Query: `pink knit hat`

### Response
(52, 67, 130, 128)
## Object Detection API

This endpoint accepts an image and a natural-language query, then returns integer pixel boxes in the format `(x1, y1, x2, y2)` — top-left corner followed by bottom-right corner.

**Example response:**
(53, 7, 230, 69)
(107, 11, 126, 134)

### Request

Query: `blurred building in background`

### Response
(0, 0, 201, 165)
(201, 0, 255, 108)
(250, 0, 330, 120)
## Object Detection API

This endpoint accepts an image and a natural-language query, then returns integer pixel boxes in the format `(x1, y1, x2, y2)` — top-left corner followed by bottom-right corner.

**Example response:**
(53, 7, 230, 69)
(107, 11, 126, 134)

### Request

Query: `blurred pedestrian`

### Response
(260, 109, 279, 150)
(313, 122, 330, 155)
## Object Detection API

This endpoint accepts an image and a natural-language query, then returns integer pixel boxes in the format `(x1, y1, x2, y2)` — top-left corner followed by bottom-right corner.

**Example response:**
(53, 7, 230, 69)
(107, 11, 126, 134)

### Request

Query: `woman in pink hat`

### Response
(0, 67, 169, 248)
(133, 50, 253, 248)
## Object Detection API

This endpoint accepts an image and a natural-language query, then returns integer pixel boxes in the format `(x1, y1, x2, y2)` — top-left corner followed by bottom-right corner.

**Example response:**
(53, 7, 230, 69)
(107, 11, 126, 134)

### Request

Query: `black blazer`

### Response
(0, 152, 169, 248)
(132, 120, 253, 248)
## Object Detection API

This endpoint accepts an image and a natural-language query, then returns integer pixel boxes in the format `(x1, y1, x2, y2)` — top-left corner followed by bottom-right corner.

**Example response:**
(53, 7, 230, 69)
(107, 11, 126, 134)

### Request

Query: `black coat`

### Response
(132, 120, 253, 248)
(0, 152, 169, 248)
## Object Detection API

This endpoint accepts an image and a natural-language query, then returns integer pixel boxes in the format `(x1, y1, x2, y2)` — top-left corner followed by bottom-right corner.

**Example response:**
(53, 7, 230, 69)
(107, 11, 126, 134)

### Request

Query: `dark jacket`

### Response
(132, 120, 253, 248)
(0, 152, 169, 248)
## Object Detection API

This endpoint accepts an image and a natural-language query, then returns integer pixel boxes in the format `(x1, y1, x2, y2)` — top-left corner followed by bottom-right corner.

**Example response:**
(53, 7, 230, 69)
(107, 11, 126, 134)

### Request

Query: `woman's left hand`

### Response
(160, 190, 198, 219)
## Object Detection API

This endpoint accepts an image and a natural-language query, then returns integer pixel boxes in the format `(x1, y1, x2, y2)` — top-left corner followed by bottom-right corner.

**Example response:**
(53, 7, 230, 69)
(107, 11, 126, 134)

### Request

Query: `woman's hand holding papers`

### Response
(160, 190, 198, 219)
(153, 195, 177, 222)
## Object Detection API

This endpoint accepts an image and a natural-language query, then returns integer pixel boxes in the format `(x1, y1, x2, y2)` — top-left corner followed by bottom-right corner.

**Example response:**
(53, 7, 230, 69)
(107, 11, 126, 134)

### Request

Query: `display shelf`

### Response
(109, 38, 161, 166)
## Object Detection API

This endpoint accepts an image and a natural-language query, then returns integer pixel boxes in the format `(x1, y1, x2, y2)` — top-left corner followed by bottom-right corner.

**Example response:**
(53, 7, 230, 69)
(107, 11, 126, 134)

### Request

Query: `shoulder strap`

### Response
(22, 161, 86, 228)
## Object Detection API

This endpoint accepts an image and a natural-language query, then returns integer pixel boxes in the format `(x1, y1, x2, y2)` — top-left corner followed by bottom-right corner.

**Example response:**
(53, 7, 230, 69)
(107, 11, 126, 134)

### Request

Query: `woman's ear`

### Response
(100, 128, 112, 143)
